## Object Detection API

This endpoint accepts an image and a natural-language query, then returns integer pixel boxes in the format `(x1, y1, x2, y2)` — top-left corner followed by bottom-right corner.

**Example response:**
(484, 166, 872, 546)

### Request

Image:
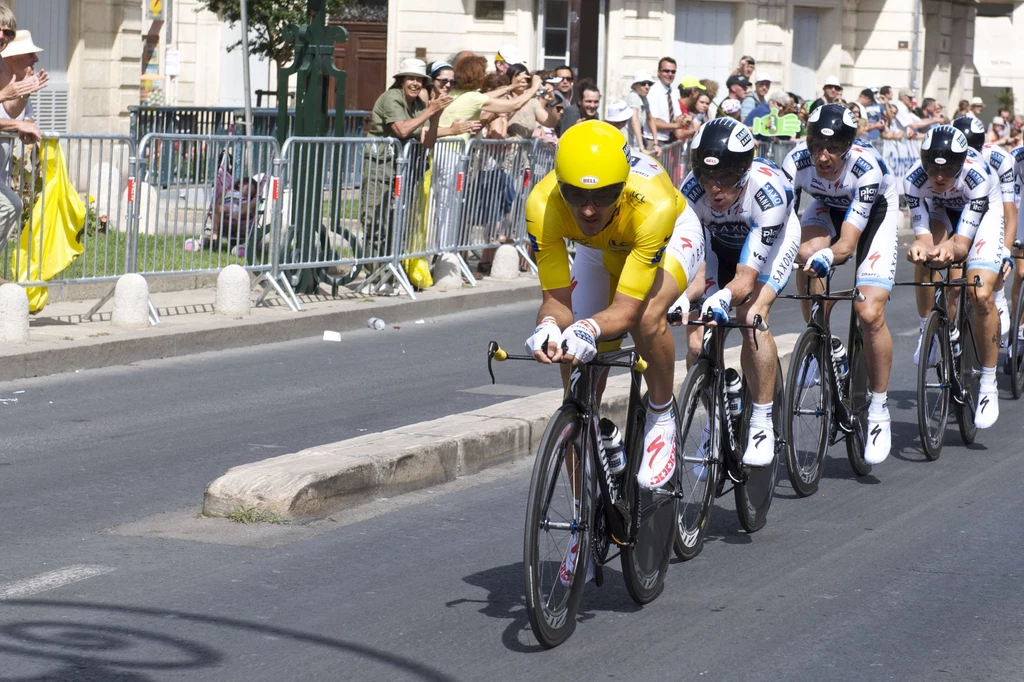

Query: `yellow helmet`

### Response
(555, 120, 631, 190)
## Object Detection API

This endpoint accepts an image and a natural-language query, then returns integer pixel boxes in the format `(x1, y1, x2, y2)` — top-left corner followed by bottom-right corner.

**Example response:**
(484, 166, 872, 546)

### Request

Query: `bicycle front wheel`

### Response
(845, 326, 872, 477)
(784, 329, 831, 496)
(672, 360, 719, 561)
(621, 396, 677, 605)
(917, 311, 950, 460)
(734, 360, 784, 533)
(523, 404, 591, 649)
(956, 310, 980, 445)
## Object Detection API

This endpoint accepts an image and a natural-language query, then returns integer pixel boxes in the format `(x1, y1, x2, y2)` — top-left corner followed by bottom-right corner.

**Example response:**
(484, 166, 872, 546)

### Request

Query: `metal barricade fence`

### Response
(657, 141, 689, 187)
(276, 137, 414, 299)
(0, 133, 137, 288)
(392, 139, 447, 267)
(453, 139, 533, 279)
(134, 134, 280, 278)
(428, 137, 470, 256)
(519, 141, 555, 272)
(758, 139, 800, 168)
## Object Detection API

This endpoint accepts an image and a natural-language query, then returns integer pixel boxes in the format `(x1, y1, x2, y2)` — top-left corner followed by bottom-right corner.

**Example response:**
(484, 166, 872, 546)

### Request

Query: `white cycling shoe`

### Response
(742, 423, 775, 467)
(638, 406, 677, 489)
(975, 386, 999, 429)
(913, 330, 939, 367)
(559, 532, 596, 587)
(865, 408, 892, 465)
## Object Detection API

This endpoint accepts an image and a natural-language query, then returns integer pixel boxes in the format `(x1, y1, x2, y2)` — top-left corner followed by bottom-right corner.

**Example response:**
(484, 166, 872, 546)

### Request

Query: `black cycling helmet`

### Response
(805, 104, 859, 155)
(921, 125, 969, 177)
(689, 118, 756, 188)
(950, 116, 986, 152)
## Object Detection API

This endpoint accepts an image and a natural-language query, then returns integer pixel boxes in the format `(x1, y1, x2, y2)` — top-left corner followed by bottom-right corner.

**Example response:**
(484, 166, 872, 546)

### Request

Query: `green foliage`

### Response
(197, 0, 349, 64)
(994, 90, 1015, 116)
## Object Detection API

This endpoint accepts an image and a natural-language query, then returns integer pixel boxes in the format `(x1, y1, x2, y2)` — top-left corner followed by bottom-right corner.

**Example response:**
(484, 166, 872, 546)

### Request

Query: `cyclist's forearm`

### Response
(592, 294, 643, 339)
(537, 290, 573, 328)
(724, 266, 758, 305)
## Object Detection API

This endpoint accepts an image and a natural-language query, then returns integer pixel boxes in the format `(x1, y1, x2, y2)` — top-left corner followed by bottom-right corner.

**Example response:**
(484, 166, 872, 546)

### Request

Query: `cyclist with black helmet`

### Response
(904, 125, 1003, 429)
(782, 103, 900, 465)
(677, 117, 800, 466)
(525, 120, 704, 493)
(951, 116, 1017, 346)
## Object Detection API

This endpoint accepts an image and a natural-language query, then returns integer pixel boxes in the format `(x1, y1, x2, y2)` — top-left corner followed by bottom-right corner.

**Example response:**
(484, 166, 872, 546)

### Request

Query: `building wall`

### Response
(605, 0, 673, 100)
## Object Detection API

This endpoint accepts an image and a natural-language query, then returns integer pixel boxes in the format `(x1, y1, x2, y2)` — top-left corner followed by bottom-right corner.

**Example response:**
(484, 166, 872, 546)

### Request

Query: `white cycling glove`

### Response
(807, 247, 834, 278)
(701, 289, 732, 325)
(559, 318, 601, 364)
(525, 317, 562, 357)
(668, 294, 690, 327)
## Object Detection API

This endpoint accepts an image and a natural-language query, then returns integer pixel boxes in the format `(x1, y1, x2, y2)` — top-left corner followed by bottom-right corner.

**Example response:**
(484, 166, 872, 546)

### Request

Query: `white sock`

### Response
(981, 366, 997, 390)
(649, 398, 672, 413)
(750, 402, 772, 426)
(995, 288, 1007, 306)
(869, 391, 888, 416)
(919, 317, 928, 329)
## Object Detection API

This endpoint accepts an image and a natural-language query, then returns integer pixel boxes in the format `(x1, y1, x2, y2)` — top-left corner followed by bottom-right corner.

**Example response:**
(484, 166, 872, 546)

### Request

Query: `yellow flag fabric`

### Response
(400, 164, 433, 290)
(12, 140, 86, 312)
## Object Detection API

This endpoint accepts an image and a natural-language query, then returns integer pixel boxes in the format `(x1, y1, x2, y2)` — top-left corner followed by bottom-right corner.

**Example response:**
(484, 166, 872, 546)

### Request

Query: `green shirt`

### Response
(368, 87, 426, 142)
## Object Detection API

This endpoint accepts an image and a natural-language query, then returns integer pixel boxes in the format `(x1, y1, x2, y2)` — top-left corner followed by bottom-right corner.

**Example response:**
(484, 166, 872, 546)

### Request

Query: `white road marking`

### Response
(0, 565, 114, 601)
(459, 383, 548, 397)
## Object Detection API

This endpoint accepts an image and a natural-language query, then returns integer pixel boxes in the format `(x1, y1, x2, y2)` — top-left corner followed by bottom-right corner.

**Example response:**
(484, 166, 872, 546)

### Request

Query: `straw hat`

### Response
(2, 30, 43, 58)
(393, 58, 428, 80)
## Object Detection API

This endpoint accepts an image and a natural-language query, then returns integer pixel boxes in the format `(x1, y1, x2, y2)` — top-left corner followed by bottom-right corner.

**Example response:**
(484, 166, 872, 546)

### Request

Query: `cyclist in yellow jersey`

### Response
(525, 121, 704, 491)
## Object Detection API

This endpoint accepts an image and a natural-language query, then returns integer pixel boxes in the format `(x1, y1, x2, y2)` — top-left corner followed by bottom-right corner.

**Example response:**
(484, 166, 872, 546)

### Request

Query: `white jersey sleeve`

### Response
(903, 162, 931, 236)
(739, 165, 796, 274)
(843, 150, 889, 232)
(984, 144, 1016, 204)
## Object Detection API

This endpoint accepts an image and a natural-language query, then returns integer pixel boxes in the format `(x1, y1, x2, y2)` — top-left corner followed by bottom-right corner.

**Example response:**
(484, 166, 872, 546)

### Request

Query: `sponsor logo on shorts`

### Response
(868, 251, 881, 270)
(975, 238, 986, 254)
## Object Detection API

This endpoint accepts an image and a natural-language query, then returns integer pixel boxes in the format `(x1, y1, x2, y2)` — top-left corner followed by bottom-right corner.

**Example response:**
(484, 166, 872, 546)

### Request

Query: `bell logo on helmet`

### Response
(933, 157, 947, 165)
(821, 128, 835, 137)
(704, 157, 720, 166)
(581, 175, 600, 185)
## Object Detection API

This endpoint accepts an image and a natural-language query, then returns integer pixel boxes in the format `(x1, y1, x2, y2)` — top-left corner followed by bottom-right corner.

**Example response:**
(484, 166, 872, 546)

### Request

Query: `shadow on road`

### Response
(0, 600, 454, 681)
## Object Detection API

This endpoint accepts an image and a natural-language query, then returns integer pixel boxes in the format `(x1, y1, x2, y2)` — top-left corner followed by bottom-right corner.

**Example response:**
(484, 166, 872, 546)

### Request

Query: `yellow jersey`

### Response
(526, 152, 687, 300)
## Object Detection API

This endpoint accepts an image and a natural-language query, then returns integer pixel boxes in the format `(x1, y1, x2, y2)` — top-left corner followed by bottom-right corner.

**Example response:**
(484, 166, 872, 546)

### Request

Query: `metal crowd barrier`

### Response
(0, 133, 136, 288)
(392, 139, 453, 273)
(275, 136, 414, 303)
(134, 134, 280, 281)
(658, 140, 689, 187)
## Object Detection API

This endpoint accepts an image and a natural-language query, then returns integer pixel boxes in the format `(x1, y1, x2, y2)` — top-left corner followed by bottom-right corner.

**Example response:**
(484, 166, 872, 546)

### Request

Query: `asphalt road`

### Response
(2, 246, 1022, 680)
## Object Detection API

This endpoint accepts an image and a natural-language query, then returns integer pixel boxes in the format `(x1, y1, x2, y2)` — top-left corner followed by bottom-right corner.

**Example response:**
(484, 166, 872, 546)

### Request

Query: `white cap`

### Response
(496, 45, 526, 66)
(823, 75, 841, 88)
(992, 116, 1005, 126)
(721, 99, 742, 114)
(971, 96, 984, 106)
(755, 72, 774, 84)
(605, 100, 634, 123)
(631, 70, 655, 85)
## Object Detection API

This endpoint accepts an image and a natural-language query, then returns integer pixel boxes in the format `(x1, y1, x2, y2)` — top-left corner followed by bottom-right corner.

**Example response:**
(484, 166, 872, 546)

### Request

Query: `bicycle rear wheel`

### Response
(1011, 281, 1024, 399)
(917, 311, 950, 460)
(734, 360, 783, 533)
(621, 395, 677, 605)
(523, 404, 591, 649)
(784, 329, 831, 496)
(956, 309, 980, 445)
(672, 360, 719, 561)
(844, 325, 872, 477)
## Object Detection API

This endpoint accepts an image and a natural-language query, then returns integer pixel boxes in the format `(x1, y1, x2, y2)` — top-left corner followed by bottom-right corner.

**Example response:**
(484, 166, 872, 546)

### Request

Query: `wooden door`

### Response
(328, 21, 387, 119)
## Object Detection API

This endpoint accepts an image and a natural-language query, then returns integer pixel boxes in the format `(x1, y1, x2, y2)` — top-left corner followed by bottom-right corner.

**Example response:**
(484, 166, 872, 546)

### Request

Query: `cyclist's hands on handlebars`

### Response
(525, 317, 562, 363)
(559, 319, 600, 366)
(1000, 245, 1013, 280)
(803, 247, 834, 278)
(701, 289, 732, 327)
(906, 240, 931, 264)
(926, 241, 957, 268)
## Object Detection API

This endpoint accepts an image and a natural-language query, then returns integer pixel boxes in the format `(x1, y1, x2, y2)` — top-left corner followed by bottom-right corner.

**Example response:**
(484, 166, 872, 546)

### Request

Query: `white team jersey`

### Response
(903, 148, 997, 241)
(781, 141, 898, 231)
(982, 143, 1016, 204)
(679, 158, 795, 274)
(1011, 146, 1024, 203)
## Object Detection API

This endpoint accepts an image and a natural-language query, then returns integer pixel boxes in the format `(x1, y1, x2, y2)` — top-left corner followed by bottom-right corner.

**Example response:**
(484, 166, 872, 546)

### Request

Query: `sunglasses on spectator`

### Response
(660, 69, 676, 74)
(434, 78, 455, 87)
(0, 29, 13, 40)
(558, 182, 625, 208)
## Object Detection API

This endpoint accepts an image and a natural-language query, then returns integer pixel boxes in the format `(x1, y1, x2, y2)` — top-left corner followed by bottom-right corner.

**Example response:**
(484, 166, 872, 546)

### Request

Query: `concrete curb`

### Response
(203, 333, 800, 521)
(0, 278, 540, 382)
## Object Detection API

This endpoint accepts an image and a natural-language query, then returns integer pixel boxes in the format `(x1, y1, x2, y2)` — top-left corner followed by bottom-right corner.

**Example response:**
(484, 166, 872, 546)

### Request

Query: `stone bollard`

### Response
(432, 253, 464, 291)
(111, 273, 151, 328)
(215, 264, 252, 316)
(489, 244, 520, 281)
(0, 283, 29, 343)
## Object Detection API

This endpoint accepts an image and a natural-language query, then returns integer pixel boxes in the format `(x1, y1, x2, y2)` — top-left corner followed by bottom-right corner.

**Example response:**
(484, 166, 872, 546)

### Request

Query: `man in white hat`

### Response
(741, 72, 772, 120)
(810, 75, 843, 111)
(494, 45, 525, 75)
(968, 96, 984, 122)
(625, 70, 660, 155)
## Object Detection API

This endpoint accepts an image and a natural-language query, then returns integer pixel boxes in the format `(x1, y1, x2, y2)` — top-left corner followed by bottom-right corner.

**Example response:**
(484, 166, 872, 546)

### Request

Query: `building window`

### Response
(475, 0, 506, 21)
(543, 0, 570, 70)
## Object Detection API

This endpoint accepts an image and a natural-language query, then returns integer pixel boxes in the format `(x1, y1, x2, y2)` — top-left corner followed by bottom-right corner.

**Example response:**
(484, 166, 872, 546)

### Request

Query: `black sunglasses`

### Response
(694, 167, 746, 189)
(434, 78, 455, 87)
(558, 182, 625, 208)
(0, 29, 14, 40)
(660, 69, 676, 74)
(923, 160, 963, 178)
(808, 139, 850, 157)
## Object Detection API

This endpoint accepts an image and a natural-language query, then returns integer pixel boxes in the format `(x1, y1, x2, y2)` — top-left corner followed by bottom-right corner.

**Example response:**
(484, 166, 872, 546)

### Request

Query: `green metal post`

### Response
(276, 0, 349, 293)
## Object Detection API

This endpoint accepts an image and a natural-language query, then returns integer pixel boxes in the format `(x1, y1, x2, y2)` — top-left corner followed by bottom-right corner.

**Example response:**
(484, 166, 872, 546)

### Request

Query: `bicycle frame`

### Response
(918, 266, 981, 402)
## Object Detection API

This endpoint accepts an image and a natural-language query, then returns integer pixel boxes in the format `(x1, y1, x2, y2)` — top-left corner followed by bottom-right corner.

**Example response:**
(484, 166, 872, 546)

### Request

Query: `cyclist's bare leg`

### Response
(684, 263, 706, 368)
(797, 225, 831, 322)
(968, 268, 1001, 368)
(736, 282, 778, 405)
(635, 269, 680, 408)
(855, 285, 892, 393)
